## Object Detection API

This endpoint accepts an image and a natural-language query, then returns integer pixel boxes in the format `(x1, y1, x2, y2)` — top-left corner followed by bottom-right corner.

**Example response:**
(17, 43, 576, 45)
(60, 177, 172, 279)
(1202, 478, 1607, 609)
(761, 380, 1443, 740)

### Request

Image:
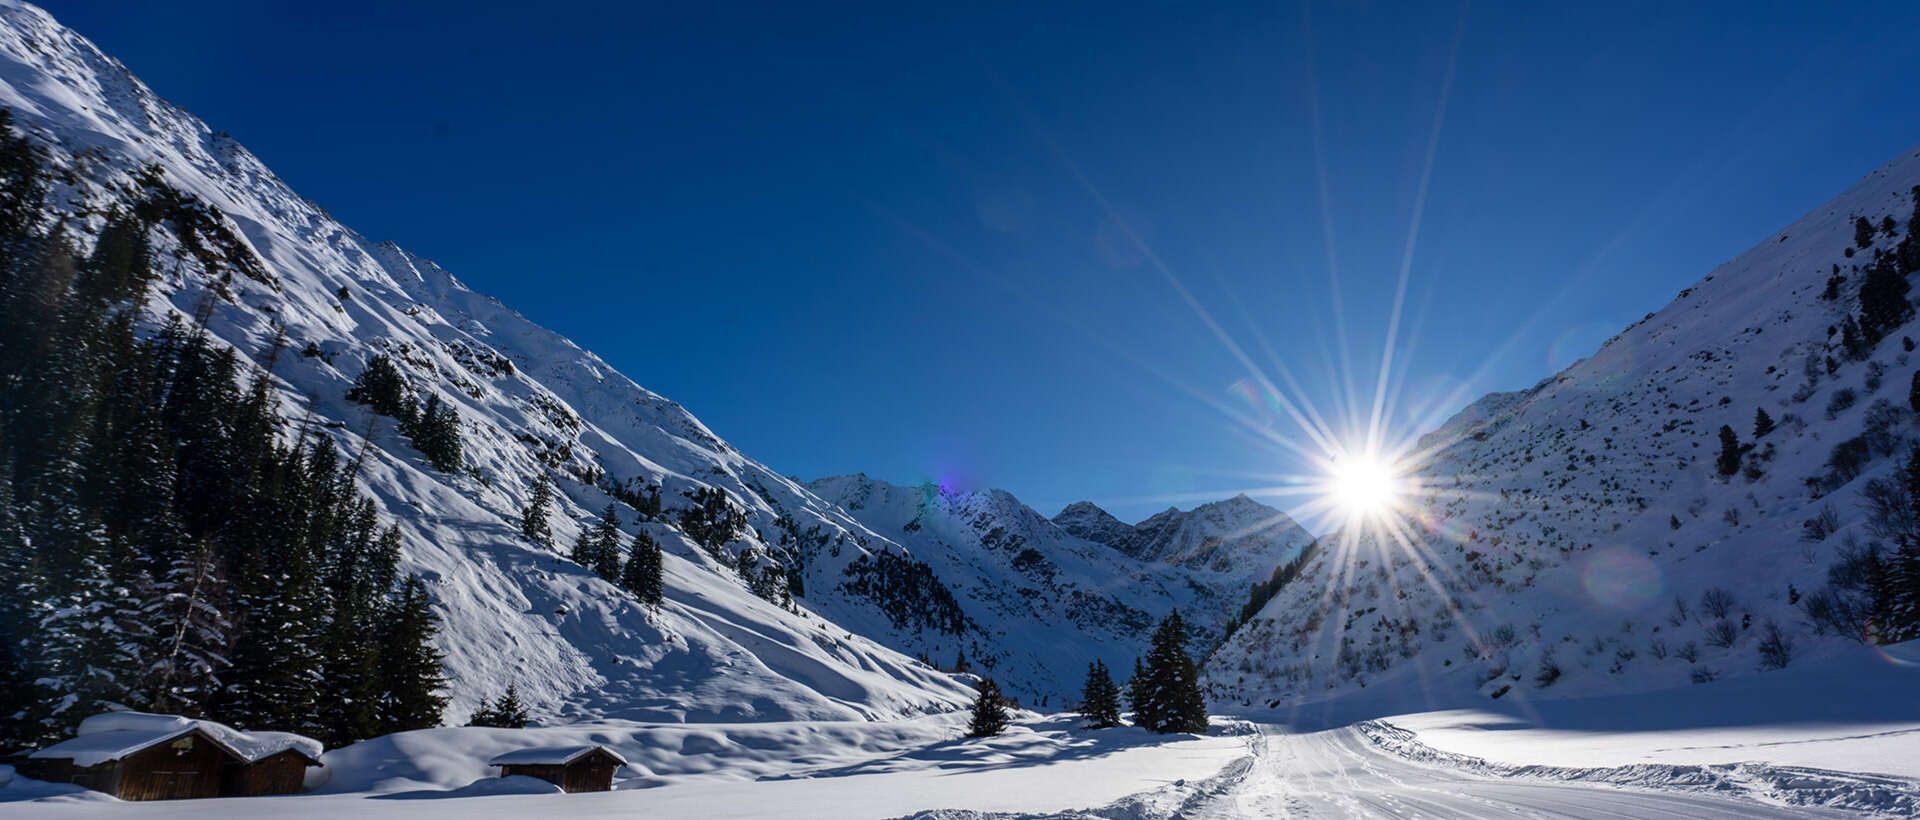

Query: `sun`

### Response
(1326, 454, 1402, 520)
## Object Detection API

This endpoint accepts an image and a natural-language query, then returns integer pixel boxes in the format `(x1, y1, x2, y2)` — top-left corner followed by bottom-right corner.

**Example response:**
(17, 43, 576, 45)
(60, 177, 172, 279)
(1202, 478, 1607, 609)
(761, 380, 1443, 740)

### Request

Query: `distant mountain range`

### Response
(810, 475, 1311, 703)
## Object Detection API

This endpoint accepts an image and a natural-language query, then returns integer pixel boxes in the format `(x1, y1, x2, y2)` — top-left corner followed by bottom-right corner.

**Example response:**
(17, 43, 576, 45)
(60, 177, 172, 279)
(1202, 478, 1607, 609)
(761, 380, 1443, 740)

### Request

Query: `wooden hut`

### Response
(24, 725, 245, 801)
(222, 747, 324, 797)
(489, 745, 627, 793)
(24, 712, 324, 801)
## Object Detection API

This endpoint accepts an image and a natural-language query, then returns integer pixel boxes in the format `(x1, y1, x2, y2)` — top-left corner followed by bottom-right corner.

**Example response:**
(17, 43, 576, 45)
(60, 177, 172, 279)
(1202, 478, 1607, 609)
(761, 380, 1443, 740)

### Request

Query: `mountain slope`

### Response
(0, 0, 986, 724)
(1206, 143, 1920, 708)
(811, 475, 1312, 705)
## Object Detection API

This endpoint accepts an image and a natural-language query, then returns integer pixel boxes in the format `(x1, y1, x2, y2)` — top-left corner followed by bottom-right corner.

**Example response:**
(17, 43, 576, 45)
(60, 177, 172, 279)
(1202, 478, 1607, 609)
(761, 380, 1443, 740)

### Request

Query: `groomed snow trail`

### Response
(901, 722, 1864, 819)
(1187, 724, 1838, 819)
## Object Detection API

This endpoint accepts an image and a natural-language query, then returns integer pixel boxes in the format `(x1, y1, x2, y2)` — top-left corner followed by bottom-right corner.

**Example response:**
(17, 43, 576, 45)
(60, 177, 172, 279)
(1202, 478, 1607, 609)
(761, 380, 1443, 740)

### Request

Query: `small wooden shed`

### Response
(24, 712, 324, 801)
(489, 745, 627, 793)
(222, 747, 324, 796)
(25, 725, 245, 801)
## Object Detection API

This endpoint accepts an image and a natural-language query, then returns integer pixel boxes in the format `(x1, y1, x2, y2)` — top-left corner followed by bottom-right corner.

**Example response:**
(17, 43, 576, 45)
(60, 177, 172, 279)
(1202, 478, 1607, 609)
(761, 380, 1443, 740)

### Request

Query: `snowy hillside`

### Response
(1207, 142, 1920, 708)
(811, 475, 1311, 705)
(0, 0, 989, 724)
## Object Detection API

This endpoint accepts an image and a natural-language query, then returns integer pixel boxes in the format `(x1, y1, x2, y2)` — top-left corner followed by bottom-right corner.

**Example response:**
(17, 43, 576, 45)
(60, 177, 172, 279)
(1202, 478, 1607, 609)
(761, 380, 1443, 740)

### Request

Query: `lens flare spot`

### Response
(1872, 641, 1920, 667)
(1582, 548, 1662, 611)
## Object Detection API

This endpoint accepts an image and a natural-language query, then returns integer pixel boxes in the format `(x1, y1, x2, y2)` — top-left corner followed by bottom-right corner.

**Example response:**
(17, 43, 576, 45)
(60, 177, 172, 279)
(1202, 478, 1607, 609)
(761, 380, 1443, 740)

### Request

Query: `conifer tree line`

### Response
(466, 683, 530, 729)
(1805, 442, 1920, 643)
(0, 113, 446, 751)
(1845, 189, 1920, 350)
(346, 353, 462, 472)
(1218, 540, 1320, 644)
(563, 502, 666, 608)
(1068, 611, 1207, 734)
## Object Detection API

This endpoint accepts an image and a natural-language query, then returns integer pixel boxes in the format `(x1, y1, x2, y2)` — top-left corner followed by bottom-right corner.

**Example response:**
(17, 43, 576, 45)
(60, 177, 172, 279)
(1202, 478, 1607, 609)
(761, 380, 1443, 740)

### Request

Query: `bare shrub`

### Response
(1757, 621, 1795, 670)
(1705, 618, 1739, 648)
(1675, 641, 1700, 663)
(1801, 505, 1840, 542)
(1699, 587, 1737, 620)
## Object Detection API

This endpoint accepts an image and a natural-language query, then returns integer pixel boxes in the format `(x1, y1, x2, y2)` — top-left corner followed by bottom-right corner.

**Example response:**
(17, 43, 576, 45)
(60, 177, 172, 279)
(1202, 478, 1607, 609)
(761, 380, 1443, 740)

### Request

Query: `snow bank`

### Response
(310, 715, 977, 793)
(3, 716, 1254, 819)
(1384, 641, 1920, 778)
(1360, 721, 1920, 815)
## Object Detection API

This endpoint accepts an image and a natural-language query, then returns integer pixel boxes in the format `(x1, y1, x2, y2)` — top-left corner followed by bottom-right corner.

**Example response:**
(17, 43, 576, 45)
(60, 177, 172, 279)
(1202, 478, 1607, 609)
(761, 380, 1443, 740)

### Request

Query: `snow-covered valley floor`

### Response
(5, 645, 1917, 818)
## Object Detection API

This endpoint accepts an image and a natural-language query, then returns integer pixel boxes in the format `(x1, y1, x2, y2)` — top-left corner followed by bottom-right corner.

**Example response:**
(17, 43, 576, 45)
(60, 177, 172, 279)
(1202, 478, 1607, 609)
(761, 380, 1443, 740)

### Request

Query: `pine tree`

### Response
(1136, 610, 1208, 734)
(521, 474, 553, 546)
(411, 394, 461, 472)
(0, 453, 34, 745)
(965, 676, 1011, 737)
(1126, 657, 1147, 721)
(345, 354, 414, 424)
(1752, 407, 1774, 439)
(1880, 445, 1920, 643)
(1078, 660, 1121, 729)
(468, 684, 530, 729)
(1910, 370, 1920, 415)
(377, 575, 448, 733)
(1841, 315, 1866, 359)
(142, 538, 231, 716)
(1857, 215, 1878, 249)
(24, 443, 152, 742)
(572, 504, 623, 582)
(620, 527, 665, 606)
(1715, 425, 1742, 478)
(1858, 260, 1912, 343)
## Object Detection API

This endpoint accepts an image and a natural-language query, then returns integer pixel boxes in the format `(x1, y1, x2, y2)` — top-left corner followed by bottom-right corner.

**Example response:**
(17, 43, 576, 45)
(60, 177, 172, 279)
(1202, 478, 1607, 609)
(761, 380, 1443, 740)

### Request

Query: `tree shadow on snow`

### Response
(773, 715, 1214, 780)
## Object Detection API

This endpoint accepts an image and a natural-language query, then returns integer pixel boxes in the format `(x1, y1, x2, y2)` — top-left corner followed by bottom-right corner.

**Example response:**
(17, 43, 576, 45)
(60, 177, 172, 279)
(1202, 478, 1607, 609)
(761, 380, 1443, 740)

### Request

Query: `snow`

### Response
(808, 475, 1311, 703)
(28, 712, 321, 768)
(1383, 641, 1920, 779)
(1, 716, 1253, 818)
(0, 0, 1917, 815)
(486, 746, 625, 766)
(0, 0, 981, 726)
(1208, 137, 1920, 707)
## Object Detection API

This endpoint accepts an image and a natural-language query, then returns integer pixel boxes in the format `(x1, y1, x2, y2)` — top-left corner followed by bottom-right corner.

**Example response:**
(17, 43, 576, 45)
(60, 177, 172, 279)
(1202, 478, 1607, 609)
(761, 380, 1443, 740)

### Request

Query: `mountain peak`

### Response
(1052, 501, 1134, 546)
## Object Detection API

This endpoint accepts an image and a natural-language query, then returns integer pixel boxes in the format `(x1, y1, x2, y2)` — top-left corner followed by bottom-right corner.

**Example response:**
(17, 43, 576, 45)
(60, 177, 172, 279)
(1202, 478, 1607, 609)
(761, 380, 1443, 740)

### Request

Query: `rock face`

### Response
(1207, 143, 1920, 710)
(1052, 501, 1135, 549)
(813, 475, 1313, 704)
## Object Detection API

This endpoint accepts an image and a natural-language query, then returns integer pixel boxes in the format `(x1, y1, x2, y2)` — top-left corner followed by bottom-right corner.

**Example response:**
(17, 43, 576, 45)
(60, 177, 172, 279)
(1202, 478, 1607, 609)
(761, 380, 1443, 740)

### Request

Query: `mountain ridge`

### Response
(810, 473, 1312, 703)
(1206, 141, 1920, 709)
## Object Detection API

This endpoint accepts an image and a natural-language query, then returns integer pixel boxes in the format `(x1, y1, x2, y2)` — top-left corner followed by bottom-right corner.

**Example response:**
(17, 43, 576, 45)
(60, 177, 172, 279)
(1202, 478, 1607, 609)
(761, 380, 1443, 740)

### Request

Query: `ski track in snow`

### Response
(906, 720, 1916, 819)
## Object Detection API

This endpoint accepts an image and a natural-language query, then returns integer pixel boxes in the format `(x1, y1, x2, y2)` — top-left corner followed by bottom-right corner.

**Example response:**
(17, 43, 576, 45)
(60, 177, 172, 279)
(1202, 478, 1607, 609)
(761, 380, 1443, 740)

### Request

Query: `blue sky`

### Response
(45, 1, 1920, 524)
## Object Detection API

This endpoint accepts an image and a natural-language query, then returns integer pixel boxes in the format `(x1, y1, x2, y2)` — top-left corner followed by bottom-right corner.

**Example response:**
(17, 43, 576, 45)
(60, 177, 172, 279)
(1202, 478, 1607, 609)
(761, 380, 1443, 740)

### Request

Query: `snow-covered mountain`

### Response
(0, 0, 1001, 724)
(811, 475, 1312, 705)
(1075, 494, 1309, 572)
(1207, 143, 1920, 708)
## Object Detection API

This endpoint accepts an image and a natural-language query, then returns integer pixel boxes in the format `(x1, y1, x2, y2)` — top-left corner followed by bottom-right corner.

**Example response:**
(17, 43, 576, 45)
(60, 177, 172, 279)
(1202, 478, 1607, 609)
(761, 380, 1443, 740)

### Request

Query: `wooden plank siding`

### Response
(223, 750, 316, 796)
(107, 730, 236, 801)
